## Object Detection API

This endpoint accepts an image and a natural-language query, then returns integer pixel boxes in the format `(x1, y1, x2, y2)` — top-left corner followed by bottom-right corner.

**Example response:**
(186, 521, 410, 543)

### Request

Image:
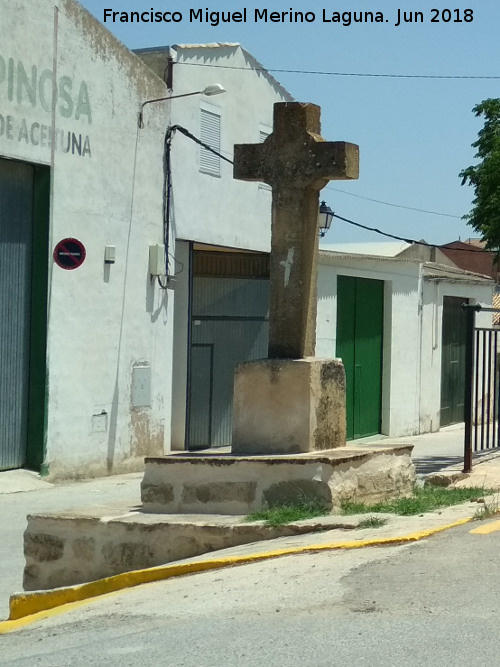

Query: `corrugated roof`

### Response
(319, 247, 493, 283)
(320, 241, 411, 257)
(422, 262, 493, 283)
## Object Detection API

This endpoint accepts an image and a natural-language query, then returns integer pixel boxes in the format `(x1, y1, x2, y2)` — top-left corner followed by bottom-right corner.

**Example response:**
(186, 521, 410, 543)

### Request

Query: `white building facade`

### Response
(1, 1, 489, 478)
(317, 247, 493, 438)
(136, 43, 293, 452)
(0, 0, 175, 478)
(0, 3, 293, 477)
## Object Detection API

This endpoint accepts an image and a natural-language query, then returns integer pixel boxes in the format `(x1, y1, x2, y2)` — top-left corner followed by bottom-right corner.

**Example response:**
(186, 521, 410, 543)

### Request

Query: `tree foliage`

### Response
(460, 98, 500, 249)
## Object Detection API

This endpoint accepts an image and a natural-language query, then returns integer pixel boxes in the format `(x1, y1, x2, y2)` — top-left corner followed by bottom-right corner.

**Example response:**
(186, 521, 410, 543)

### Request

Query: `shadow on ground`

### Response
(413, 456, 463, 475)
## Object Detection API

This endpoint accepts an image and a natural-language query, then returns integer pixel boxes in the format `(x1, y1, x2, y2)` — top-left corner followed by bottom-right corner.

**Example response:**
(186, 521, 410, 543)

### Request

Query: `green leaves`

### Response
(460, 98, 500, 250)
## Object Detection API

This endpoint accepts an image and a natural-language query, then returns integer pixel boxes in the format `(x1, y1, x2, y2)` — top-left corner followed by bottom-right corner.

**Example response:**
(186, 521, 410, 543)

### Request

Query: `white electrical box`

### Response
(131, 364, 151, 408)
(104, 245, 116, 264)
(149, 244, 166, 276)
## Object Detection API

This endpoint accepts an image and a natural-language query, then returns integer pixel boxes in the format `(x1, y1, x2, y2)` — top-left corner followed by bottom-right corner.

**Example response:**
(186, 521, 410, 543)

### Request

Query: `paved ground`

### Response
(3, 519, 500, 665)
(2, 422, 500, 624)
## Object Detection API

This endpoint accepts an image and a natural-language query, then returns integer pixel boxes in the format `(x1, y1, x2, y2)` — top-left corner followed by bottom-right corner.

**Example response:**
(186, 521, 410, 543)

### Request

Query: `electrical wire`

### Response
(166, 128, 465, 220)
(165, 122, 495, 255)
(169, 124, 234, 165)
(326, 186, 462, 219)
(176, 61, 500, 80)
(333, 213, 497, 253)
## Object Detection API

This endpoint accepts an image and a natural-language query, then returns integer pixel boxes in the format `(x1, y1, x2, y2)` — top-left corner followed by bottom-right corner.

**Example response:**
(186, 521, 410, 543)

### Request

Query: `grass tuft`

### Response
(341, 485, 492, 517)
(357, 516, 388, 529)
(246, 499, 329, 526)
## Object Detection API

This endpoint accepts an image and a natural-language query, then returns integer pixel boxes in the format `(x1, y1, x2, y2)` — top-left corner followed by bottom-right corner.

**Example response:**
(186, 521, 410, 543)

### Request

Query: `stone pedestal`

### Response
(232, 357, 346, 455)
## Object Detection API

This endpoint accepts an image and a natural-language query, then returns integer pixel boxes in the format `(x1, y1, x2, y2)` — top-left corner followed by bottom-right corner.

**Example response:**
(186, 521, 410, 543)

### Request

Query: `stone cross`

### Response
(234, 102, 359, 359)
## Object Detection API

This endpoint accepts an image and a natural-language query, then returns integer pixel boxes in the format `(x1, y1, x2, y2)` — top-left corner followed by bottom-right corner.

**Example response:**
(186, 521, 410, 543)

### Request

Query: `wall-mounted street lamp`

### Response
(138, 83, 226, 128)
(318, 201, 334, 237)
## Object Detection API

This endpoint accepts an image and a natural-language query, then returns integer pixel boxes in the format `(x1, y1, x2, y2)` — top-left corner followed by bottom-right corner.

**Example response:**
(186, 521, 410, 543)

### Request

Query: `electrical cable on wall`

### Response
(163, 122, 497, 258)
(162, 124, 237, 289)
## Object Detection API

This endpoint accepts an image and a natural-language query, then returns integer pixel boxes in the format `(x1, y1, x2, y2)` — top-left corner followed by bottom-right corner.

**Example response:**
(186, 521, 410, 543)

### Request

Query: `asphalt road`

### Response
(2, 520, 500, 666)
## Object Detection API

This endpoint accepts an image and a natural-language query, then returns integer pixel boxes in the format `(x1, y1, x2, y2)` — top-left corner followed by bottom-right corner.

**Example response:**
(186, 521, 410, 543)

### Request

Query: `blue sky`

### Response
(79, 1, 500, 244)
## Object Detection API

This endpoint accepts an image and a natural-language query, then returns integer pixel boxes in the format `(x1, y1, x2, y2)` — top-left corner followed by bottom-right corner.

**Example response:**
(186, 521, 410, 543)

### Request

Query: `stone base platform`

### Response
(232, 358, 346, 454)
(24, 510, 353, 591)
(142, 446, 415, 515)
(22, 446, 414, 591)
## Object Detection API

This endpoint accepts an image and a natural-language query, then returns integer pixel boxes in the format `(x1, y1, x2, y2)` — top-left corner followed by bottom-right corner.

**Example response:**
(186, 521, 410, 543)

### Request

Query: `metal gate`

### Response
(463, 304, 500, 471)
(440, 296, 467, 427)
(187, 251, 269, 450)
(0, 159, 34, 470)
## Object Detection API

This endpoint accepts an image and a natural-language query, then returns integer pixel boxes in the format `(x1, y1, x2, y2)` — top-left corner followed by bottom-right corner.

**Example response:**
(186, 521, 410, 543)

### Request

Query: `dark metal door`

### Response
(0, 159, 34, 469)
(440, 296, 468, 427)
(188, 273, 269, 449)
(336, 275, 384, 440)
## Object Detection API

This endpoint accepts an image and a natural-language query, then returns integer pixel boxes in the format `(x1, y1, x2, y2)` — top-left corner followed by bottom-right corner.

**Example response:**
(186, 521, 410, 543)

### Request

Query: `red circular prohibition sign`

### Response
(53, 238, 86, 270)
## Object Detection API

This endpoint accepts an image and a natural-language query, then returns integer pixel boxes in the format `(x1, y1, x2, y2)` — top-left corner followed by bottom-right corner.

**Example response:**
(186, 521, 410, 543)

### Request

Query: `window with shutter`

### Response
(200, 108, 221, 176)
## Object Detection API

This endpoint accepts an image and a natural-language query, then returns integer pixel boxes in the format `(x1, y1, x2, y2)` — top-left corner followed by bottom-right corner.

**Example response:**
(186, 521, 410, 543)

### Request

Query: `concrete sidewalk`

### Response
(351, 423, 467, 476)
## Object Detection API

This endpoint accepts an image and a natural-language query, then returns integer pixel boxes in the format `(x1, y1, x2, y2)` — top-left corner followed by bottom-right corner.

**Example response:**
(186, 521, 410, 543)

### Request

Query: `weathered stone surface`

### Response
(102, 541, 154, 571)
(142, 446, 414, 515)
(314, 362, 346, 450)
(263, 480, 331, 508)
(232, 357, 346, 455)
(182, 482, 257, 504)
(24, 533, 65, 562)
(234, 102, 359, 359)
(425, 472, 466, 487)
(47, 568, 86, 590)
(23, 564, 40, 590)
(23, 447, 416, 591)
(72, 537, 95, 561)
(23, 513, 338, 590)
(141, 482, 174, 504)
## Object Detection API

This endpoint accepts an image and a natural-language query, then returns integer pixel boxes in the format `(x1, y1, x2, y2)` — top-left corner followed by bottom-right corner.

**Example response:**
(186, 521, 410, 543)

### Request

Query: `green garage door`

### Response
(336, 276, 384, 440)
(0, 158, 49, 471)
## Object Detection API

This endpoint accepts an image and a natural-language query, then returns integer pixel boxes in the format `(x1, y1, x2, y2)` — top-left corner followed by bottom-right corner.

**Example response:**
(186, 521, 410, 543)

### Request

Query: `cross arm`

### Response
(309, 141, 359, 186)
(233, 143, 269, 182)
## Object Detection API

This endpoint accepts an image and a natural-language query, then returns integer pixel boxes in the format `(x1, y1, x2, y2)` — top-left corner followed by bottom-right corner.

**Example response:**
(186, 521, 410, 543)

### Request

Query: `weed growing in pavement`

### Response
(357, 516, 388, 529)
(472, 488, 500, 520)
(341, 485, 492, 517)
(246, 498, 330, 526)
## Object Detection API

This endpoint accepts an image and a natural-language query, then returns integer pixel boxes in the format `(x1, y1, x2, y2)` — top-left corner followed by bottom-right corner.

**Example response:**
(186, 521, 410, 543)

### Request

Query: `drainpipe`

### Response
(416, 263, 424, 433)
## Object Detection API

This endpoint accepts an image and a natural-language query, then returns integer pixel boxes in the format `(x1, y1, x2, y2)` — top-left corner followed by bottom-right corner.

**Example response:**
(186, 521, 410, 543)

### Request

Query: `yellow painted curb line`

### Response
(469, 517, 500, 534)
(0, 516, 473, 634)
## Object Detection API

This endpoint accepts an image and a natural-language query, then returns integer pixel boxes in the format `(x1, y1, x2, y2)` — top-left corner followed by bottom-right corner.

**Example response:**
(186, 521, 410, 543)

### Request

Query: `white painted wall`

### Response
(1, 0, 173, 478)
(168, 44, 293, 253)
(318, 252, 493, 438)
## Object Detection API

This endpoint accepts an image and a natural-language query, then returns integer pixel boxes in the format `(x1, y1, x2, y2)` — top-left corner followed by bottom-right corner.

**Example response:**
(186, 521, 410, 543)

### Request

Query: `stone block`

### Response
(182, 482, 257, 504)
(263, 480, 331, 508)
(101, 541, 154, 571)
(232, 357, 346, 455)
(72, 537, 95, 561)
(141, 482, 174, 505)
(24, 533, 65, 562)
